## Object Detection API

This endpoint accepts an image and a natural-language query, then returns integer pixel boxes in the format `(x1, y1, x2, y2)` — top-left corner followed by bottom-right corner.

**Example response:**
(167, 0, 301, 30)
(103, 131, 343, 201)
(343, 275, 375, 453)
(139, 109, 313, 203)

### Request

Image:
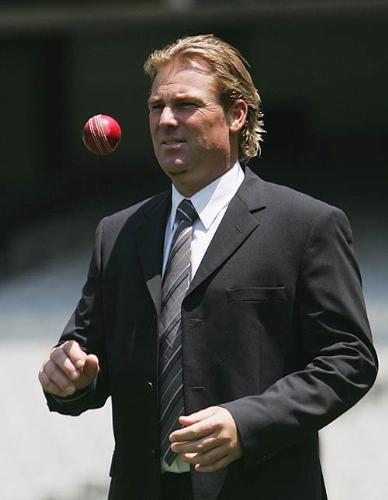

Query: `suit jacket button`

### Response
(147, 381, 153, 391)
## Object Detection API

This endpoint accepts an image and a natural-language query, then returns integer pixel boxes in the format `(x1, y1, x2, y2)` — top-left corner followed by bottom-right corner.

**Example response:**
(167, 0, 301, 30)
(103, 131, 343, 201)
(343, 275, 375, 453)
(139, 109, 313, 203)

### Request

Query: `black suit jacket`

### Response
(46, 168, 377, 500)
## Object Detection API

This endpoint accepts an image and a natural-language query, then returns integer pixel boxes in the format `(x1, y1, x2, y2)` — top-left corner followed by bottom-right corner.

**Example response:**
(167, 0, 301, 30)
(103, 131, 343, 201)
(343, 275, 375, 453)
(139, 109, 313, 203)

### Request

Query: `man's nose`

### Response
(159, 106, 177, 127)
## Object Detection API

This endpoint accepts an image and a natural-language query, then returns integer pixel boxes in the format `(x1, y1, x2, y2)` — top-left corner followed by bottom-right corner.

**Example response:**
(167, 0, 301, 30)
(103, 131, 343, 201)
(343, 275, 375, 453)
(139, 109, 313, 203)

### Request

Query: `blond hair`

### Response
(144, 34, 265, 163)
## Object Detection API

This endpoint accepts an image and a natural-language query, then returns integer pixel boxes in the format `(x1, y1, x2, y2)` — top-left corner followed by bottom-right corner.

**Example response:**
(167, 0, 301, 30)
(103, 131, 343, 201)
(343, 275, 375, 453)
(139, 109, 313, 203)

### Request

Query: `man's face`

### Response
(148, 60, 239, 196)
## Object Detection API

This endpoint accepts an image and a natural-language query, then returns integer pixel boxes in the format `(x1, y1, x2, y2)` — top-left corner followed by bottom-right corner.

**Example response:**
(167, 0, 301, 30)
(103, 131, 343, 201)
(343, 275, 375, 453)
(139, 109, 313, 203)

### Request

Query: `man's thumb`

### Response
(82, 354, 100, 380)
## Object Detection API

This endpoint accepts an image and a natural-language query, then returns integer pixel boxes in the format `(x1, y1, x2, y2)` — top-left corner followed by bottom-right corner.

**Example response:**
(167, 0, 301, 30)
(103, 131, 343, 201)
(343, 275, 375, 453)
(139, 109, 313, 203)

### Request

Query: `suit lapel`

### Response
(135, 190, 171, 313)
(134, 168, 266, 307)
(188, 168, 267, 294)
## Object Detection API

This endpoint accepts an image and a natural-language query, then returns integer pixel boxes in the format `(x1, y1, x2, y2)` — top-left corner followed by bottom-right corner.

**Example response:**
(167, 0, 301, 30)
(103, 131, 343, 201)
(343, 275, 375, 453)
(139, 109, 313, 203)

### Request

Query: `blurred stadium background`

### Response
(0, 1, 387, 499)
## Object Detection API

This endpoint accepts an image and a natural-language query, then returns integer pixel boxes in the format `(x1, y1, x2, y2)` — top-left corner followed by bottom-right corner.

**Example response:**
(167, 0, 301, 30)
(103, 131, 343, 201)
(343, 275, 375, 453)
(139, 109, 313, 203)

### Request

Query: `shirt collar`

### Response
(170, 162, 245, 231)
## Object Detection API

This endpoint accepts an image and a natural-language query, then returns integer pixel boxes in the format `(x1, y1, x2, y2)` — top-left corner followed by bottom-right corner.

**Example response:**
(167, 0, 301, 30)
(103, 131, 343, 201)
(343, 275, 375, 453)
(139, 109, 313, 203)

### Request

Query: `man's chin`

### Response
(161, 161, 189, 176)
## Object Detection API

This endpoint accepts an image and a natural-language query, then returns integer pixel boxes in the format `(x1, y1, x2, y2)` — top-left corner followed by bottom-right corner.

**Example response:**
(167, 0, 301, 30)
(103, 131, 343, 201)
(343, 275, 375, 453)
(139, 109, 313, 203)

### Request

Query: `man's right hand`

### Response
(38, 340, 99, 398)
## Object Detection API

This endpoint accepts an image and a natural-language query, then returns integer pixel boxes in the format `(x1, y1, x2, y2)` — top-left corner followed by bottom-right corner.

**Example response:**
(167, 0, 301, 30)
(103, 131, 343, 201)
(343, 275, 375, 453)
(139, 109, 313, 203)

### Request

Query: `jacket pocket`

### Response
(227, 286, 286, 302)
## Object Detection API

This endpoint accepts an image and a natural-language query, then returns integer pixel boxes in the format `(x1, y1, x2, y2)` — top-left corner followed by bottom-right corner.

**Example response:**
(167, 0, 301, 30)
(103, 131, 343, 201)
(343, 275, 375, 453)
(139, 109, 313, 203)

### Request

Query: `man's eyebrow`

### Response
(174, 93, 199, 101)
(147, 95, 161, 105)
(148, 93, 201, 104)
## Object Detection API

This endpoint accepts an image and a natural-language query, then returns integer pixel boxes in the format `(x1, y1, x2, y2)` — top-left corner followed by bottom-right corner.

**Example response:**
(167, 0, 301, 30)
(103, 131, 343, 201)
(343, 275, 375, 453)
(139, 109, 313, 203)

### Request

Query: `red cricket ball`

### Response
(82, 114, 121, 155)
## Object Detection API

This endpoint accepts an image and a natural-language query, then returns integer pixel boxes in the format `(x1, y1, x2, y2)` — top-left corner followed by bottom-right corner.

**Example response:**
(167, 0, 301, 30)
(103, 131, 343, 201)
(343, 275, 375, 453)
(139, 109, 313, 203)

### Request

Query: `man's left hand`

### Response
(169, 406, 242, 472)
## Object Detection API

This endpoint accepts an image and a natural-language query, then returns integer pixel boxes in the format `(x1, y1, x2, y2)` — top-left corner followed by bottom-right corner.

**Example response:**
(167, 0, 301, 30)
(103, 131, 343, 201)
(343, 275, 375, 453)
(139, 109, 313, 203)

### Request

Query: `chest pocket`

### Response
(227, 286, 286, 302)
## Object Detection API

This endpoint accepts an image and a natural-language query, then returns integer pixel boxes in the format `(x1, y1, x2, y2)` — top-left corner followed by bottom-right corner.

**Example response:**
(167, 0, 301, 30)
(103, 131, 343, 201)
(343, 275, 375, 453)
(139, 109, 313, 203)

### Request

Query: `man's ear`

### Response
(228, 99, 248, 133)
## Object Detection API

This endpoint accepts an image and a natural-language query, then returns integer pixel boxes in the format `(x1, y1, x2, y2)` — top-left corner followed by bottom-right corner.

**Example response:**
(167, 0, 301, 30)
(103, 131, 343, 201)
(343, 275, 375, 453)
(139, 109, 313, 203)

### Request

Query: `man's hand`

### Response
(38, 340, 99, 397)
(170, 406, 242, 472)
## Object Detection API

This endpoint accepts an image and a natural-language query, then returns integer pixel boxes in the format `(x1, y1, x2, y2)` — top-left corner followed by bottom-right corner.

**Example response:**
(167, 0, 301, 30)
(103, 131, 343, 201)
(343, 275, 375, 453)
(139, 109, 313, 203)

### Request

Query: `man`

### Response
(39, 34, 377, 499)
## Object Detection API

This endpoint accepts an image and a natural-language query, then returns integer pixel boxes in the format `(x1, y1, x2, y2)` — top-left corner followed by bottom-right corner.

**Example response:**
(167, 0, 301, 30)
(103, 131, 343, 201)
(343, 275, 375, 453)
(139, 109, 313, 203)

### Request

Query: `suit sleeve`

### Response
(222, 206, 378, 467)
(44, 218, 110, 416)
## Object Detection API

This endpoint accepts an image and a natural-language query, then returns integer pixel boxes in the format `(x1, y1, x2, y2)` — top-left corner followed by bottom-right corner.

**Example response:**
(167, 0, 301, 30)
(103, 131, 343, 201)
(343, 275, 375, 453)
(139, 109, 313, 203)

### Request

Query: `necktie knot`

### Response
(176, 199, 198, 225)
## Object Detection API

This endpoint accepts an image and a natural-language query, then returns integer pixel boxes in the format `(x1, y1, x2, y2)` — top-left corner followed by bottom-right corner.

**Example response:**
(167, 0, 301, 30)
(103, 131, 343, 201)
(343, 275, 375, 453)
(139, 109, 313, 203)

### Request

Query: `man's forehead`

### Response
(150, 61, 217, 97)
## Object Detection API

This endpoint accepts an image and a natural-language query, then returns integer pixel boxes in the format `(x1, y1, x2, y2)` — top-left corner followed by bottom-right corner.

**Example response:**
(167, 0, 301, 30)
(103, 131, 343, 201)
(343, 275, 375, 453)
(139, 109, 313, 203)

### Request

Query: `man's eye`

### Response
(177, 102, 197, 109)
(149, 103, 163, 112)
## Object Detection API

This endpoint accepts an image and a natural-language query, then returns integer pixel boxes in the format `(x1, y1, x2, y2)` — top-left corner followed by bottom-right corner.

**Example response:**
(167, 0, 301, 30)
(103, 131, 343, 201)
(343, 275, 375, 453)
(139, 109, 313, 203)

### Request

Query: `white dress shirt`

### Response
(161, 162, 245, 473)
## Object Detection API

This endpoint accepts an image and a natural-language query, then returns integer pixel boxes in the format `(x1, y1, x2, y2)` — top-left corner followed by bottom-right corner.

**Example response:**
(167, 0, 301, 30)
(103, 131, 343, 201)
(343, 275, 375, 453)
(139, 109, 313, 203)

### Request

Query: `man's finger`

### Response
(181, 446, 227, 467)
(50, 347, 80, 380)
(62, 340, 88, 369)
(171, 435, 218, 455)
(194, 454, 232, 473)
(178, 407, 216, 426)
(170, 419, 214, 443)
(42, 359, 75, 391)
(38, 365, 75, 396)
(170, 407, 218, 443)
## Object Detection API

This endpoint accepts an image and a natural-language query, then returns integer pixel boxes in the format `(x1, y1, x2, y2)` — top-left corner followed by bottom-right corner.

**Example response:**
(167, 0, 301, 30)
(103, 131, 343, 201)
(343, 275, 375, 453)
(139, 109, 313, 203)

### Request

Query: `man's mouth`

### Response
(161, 138, 186, 145)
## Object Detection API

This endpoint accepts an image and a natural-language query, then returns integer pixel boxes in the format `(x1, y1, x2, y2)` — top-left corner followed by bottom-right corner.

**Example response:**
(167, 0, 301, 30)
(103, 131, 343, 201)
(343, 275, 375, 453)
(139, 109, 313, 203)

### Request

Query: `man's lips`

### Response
(160, 138, 186, 145)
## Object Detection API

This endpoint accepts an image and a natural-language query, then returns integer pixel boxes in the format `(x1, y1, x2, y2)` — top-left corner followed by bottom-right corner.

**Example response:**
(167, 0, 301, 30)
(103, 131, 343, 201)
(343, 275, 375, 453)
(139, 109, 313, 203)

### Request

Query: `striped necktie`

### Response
(159, 198, 198, 465)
